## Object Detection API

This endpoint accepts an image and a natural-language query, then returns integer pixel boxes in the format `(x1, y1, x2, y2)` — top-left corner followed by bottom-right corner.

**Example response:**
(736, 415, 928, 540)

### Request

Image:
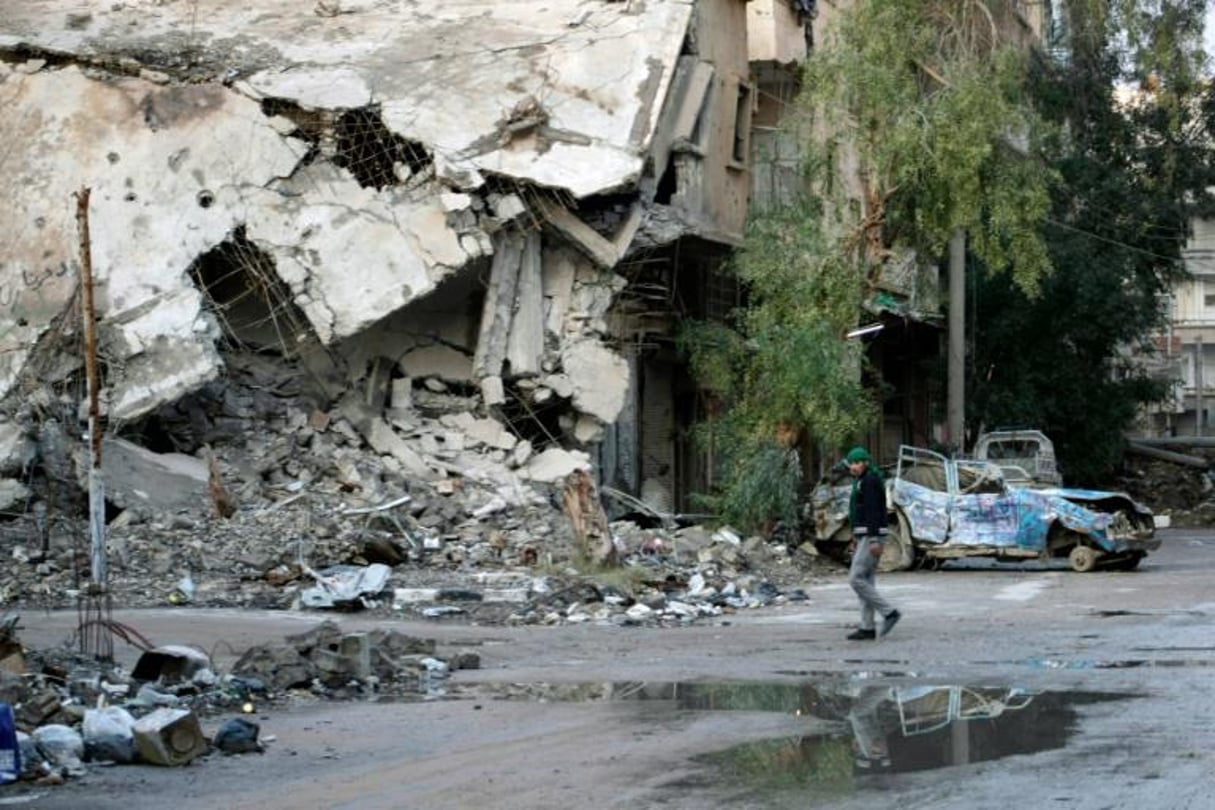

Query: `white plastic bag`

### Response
(83, 706, 137, 763)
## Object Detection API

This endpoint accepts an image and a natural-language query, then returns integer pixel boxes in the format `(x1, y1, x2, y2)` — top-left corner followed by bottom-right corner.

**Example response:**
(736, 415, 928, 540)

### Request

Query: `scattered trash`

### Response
(300, 563, 392, 609)
(0, 703, 19, 785)
(82, 706, 137, 764)
(213, 718, 261, 754)
(32, 724, 85, 776)
(130, 645, 212, 685)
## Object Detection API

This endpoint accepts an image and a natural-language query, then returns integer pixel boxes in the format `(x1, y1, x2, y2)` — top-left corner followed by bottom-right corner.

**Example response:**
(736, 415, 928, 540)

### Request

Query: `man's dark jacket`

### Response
(849, 467, 888, 540)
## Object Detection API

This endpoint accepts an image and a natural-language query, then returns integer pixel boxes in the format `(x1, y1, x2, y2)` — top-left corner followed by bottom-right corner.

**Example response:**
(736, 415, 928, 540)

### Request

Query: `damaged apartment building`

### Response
(0, 0, 790, 527)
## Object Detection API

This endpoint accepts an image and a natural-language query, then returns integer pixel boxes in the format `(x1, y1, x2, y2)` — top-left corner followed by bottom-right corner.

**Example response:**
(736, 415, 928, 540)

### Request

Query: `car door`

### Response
(891, 446, 951, 544)
(946, 459, 1032, 550)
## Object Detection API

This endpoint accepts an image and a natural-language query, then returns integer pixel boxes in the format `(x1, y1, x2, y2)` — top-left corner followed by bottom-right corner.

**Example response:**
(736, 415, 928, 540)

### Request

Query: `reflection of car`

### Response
(811, 445, 1160, 572)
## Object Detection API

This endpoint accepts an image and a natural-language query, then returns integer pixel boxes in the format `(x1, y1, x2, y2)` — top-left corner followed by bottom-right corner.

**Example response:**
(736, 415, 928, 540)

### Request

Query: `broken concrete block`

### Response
(100, 438, 209, 512)
(388, 377, 413, 415)
(0, 422, 35, 476)
(362, 419, 433, 479)
(440, 192, 473, 213)
(506, 231, 544, 377)
(480, 375, 505, 407)
(0, 480, 29, 513)
(541, 373, 574, 399)
(433, 152, 484, 189)
(510, 439, 534, 468)
(522, 448, 591, 483)
(399, 345, 474, 383)
(573, 415, 604, 444)
(440, 412, 477, 431)
(561, 341, 629, 422)
(464, 418, 517, 451)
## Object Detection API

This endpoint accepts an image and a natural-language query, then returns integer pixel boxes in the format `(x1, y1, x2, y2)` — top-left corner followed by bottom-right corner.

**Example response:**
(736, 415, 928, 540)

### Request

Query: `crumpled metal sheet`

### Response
(301, 563, 392, 609)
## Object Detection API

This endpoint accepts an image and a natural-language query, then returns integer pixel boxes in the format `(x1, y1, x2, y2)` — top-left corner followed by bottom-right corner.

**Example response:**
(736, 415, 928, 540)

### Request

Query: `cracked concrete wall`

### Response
(0, 66, 303, 419)
(0, 1, 753, 496)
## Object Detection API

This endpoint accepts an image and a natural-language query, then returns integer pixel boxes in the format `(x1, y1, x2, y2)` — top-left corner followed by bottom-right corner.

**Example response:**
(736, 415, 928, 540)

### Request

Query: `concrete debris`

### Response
(0, 338, 837, 629)
(100, 438, 210, 513)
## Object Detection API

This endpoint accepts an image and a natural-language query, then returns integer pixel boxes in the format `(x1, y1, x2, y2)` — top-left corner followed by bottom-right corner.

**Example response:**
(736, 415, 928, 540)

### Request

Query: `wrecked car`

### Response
(812, 445, 1159, 572)
(972, 429, 1062, 487)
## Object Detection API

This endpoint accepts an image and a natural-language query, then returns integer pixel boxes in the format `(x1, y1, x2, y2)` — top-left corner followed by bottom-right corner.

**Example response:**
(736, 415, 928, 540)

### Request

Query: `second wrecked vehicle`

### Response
(812, 445, 1159, 572)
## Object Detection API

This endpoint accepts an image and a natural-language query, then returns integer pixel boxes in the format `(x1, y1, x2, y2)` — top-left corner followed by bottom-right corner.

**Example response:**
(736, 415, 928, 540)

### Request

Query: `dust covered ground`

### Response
(4, 528, 1214, 810)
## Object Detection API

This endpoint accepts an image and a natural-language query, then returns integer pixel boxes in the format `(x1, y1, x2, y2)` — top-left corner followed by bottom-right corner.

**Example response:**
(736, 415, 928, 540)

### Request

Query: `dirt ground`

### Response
(5, 528, 1215, 810)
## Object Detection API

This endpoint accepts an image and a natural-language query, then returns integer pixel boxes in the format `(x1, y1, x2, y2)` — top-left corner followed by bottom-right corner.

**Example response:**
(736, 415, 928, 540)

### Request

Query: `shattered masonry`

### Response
(0, 0, 752, 499)
(0, 0, 760, 604)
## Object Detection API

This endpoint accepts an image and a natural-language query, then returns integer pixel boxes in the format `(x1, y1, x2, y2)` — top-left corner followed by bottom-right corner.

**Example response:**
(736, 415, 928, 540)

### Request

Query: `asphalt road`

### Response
(6, 528, 1215, 809)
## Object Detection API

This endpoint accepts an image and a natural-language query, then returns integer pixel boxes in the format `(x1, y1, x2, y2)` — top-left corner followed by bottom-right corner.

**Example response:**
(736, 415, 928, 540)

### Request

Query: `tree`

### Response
(683, 200, 872, 533)
(683, 0, 1056, 533)
(969, 0, 1215, 483)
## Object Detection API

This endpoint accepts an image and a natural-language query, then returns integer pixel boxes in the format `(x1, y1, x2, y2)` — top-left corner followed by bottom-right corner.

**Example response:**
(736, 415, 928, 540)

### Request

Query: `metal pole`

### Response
(75, 187, 106, 589)
(1196, 335, 1204, 437)
(947, 229, 966, 453)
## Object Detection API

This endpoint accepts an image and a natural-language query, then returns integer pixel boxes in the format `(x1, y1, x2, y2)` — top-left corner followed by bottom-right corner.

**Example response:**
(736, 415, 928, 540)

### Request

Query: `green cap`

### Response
(845, 446, 870, 464)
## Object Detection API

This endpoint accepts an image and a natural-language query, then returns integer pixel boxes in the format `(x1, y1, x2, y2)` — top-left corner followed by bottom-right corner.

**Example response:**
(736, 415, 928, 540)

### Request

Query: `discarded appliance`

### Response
(132, 708, 208, 766)
(131, 645, 212, 685)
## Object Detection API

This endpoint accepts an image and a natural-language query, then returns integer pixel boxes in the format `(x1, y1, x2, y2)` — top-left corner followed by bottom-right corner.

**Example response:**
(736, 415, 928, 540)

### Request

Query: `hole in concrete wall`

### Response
(655, 160, 677, 205)
(197, 190, 214, 208)
(497, 380, 565, 450)
(333, 106, 432, 190)
(260, 97, 330, 142)
(186, 225, 313, 355)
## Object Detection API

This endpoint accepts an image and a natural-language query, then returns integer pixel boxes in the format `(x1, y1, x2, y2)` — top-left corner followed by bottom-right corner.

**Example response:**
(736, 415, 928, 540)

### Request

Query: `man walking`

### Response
(844, 447, 901, 640)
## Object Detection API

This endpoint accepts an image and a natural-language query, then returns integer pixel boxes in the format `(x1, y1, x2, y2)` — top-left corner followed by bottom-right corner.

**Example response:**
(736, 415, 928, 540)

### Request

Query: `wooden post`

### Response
(75, 187, 106, 590)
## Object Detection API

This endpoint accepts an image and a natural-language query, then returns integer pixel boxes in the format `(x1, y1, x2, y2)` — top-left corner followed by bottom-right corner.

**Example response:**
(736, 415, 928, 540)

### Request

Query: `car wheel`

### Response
(1068, 544, 1100, 573)
(878, 512, 915, 572)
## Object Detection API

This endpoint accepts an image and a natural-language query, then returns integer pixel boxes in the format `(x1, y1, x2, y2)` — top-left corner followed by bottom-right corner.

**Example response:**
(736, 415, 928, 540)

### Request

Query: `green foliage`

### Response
(804, 0, 1057, 294)
(969, 1, 1215, 483)
(682, 201, 876, 533)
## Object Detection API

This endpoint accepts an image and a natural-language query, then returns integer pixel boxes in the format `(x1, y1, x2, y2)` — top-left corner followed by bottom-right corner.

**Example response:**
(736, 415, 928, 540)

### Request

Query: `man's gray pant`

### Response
(849, 536, 895, 630)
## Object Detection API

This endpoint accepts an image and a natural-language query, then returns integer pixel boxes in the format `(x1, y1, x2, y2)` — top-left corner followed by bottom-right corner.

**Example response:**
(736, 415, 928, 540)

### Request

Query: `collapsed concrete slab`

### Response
(99, 438, 210, 513)
(1, 0, 759, 521)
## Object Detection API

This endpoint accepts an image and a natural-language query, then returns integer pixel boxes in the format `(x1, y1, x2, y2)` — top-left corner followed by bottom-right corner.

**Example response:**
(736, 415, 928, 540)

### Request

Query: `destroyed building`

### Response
(0, 1, 767, 518)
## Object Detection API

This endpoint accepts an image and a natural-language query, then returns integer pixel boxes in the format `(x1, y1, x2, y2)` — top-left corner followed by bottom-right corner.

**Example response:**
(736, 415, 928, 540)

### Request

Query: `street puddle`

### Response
(470, 679, 1136, 802)
(695, 687, 1134, 798)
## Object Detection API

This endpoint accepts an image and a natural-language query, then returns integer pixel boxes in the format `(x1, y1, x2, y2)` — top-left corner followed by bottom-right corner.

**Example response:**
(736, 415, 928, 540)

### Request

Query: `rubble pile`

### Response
(1120, 456, 1215, 526)
(0, 350, 838, 626)
(0, 616, 469, 787)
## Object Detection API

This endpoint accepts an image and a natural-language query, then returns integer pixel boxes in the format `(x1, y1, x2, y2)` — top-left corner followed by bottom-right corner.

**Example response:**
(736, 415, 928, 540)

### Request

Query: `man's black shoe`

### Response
(879, 610, 901, 638)
(846, 628, 876, 640)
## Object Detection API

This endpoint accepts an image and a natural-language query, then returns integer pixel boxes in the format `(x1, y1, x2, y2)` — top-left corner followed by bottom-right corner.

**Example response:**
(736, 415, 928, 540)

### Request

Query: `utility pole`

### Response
(1196, 335, 1204, 437)
(947, 229, 966, 454)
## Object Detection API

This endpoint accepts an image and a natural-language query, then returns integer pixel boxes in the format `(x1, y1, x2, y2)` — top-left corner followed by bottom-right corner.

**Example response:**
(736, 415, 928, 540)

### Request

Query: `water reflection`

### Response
(698, 684, 1134, 799)
(476, 679, 1135, 791)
